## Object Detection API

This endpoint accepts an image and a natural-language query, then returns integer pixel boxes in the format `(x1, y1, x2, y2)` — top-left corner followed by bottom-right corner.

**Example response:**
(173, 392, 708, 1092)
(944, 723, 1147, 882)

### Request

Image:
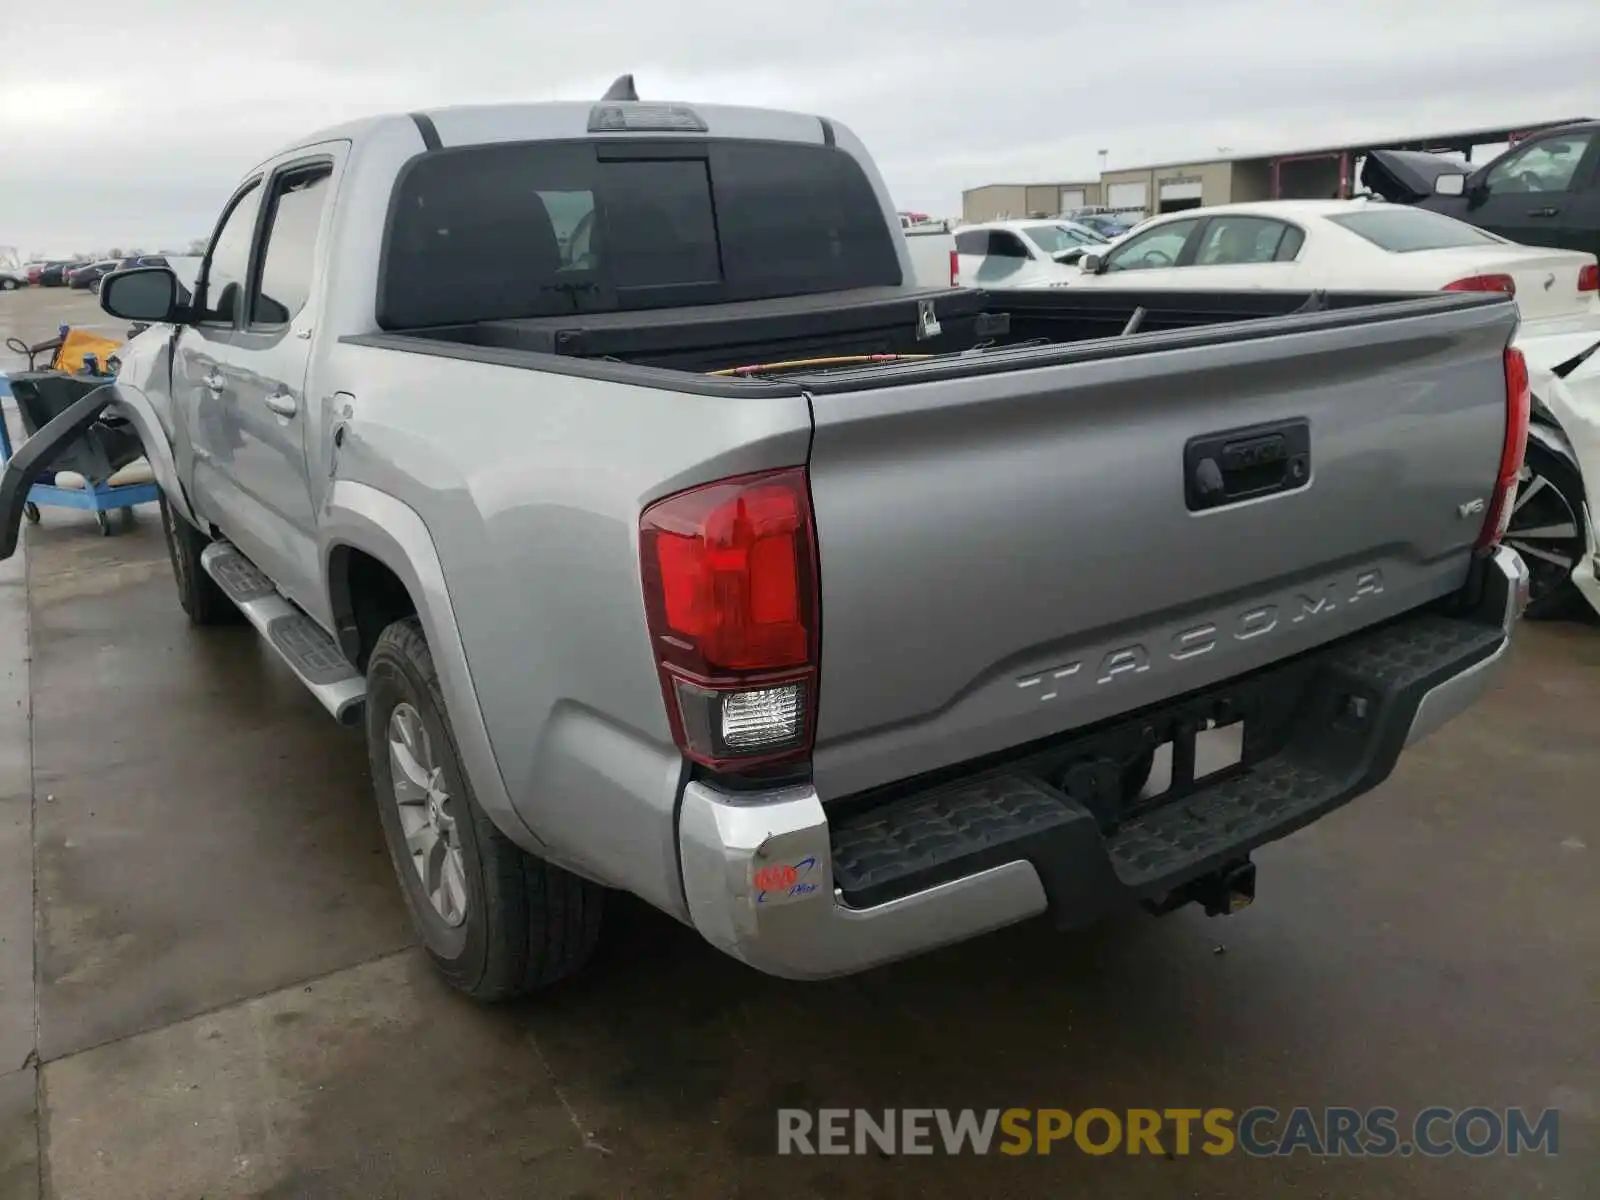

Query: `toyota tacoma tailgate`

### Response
(801, 293, 1523, 799)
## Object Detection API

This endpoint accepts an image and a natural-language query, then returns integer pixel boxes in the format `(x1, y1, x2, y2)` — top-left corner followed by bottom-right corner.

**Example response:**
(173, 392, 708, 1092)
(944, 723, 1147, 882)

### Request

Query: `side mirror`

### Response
(1079, 253, 1103, 274)
(1433, 173, 1467, 198)
(99, 266, 182, 323)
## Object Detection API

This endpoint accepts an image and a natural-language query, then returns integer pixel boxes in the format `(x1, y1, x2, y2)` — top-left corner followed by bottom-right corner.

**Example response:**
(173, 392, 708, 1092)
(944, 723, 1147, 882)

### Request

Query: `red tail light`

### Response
(1477, 347, 1531, 550)
(639, 468, 820, 771)
(949, 248, 960, 288)
(1579, 263, 1598, 293)
(1444, 274, 1516, 296)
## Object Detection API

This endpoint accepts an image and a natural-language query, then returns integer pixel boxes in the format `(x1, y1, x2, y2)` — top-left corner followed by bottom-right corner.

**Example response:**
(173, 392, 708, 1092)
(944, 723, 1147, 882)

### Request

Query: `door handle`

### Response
(263, 392, 299, 418)
(203, 371, 225, 392)
(1529, 206, 1561, 218)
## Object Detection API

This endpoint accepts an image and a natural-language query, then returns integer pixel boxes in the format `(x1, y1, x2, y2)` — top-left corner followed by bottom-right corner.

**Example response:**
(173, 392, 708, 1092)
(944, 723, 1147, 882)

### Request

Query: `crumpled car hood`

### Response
(1361, 149, 1471, 203)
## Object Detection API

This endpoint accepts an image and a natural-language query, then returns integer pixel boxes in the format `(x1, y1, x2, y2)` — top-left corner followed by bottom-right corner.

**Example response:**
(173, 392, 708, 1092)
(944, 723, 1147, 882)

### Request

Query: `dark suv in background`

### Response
(1365, 120, 1600, 259)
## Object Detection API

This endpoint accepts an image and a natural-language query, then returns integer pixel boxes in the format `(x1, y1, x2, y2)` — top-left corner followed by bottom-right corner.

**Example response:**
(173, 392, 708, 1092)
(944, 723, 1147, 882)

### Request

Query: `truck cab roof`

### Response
(261, 99, 844, 169)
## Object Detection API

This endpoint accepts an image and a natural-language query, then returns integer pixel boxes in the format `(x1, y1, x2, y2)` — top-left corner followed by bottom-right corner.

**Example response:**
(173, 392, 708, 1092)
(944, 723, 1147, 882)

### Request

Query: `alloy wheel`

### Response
(388, 702, 469, 927)
(1504, 460, 1584, 608)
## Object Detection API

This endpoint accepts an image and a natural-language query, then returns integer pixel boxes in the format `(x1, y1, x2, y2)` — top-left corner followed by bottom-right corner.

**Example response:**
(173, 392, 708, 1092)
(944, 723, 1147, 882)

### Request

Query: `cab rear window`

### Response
(1327, 208, 1501, 253)
(378, 138, 903, 329)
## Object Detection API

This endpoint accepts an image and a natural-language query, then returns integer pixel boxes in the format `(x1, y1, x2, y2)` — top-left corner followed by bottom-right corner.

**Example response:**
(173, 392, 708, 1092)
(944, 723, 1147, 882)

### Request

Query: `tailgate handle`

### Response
(1185, 418, 1311, 513)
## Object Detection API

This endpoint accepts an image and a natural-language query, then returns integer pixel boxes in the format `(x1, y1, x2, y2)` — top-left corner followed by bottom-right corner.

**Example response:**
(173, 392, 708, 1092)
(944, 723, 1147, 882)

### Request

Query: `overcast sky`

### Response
(2, 0, 1597, 257)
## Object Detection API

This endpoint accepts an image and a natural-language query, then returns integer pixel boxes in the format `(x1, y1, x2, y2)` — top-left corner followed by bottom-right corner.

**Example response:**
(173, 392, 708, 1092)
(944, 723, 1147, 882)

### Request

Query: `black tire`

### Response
(22, 502, 39, 525)
(0, 279, 17, 292)
(366, 616, 603, 999)
(1505, 442, 1589, 622)
(157, 491, 239, 624)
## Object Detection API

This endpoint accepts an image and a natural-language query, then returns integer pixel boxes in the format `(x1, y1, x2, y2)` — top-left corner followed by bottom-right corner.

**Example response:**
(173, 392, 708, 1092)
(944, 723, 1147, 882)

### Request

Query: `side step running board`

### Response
(199, 542, 366, 727)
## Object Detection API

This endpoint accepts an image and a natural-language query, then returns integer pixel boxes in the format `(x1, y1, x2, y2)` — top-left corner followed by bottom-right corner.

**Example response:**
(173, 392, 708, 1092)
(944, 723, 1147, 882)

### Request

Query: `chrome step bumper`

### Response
(677, 546, 1527, 981)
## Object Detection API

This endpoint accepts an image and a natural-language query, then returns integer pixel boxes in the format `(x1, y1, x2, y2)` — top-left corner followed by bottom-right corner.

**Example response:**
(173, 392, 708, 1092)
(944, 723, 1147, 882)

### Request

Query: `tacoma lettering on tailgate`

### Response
(1017, 570, 1384, 703)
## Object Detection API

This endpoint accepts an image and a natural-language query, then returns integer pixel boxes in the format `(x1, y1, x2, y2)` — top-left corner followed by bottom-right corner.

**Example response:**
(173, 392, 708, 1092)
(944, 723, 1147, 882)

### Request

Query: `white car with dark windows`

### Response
(953, 219, 1110, 287)
(1063, 200, 1600, 621)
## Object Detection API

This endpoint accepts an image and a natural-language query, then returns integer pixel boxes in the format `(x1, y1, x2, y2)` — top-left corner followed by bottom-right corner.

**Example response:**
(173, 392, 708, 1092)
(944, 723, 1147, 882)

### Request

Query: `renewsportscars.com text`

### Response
(776, 1106, 1561, 1158)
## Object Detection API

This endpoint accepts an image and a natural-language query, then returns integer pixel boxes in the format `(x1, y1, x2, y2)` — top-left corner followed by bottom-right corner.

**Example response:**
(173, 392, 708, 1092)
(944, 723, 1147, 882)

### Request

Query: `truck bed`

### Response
(348, 285, 1451, 382)
(344, 284, 1518, 802)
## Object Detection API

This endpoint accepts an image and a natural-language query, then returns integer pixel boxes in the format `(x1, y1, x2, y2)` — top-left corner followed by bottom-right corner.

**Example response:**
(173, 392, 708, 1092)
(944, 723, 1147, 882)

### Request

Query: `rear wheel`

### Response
(0, 279, 17, 292)
(157, 492, 239, 624)
(1504, 442, 1589, 621)
(366, 617, 603, 999)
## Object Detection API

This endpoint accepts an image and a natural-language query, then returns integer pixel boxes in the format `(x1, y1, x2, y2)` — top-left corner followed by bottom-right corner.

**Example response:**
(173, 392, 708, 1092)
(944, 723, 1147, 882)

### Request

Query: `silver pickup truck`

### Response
(0, 82, 1531, 999)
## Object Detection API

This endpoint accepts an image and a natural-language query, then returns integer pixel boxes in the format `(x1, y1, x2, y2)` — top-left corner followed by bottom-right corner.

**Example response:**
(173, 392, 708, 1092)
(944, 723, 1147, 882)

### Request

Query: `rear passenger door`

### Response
(1550, 141, 1600, 260)
(1159, 214, 1308, 290)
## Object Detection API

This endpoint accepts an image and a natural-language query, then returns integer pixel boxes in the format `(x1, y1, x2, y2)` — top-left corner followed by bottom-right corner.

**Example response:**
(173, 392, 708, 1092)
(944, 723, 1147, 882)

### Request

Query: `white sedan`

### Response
(1068, 199, 1594, 315)
(953, 219, 1111, 287)
(1056, 199, 1600, 621)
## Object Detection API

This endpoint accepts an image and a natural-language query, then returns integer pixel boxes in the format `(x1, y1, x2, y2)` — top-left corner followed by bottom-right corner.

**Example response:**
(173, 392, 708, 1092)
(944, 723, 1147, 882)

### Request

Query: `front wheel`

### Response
(0, 279, 17, 292)
(365, 617, 603, 999)
(1504, 442, 1590, 621)
(157, 492, 239, 624)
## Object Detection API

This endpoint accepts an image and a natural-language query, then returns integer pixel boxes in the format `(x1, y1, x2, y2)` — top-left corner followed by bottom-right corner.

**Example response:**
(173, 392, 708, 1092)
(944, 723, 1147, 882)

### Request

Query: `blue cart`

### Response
(0, 327, 160, 536)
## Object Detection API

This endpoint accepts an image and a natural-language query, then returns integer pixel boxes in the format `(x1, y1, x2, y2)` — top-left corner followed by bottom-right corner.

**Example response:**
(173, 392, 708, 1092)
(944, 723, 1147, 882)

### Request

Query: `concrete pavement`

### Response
(0, 287, 1596, 1198)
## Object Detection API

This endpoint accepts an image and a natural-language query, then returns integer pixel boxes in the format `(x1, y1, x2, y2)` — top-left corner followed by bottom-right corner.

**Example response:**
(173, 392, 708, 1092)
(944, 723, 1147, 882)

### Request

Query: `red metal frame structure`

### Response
(1270, 151, 1353, 200)
(1265, 118, 1589, 199)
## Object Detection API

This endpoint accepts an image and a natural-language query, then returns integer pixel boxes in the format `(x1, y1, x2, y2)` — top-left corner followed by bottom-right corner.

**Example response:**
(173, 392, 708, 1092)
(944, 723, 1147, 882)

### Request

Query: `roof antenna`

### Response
(601, 74, 638, 102)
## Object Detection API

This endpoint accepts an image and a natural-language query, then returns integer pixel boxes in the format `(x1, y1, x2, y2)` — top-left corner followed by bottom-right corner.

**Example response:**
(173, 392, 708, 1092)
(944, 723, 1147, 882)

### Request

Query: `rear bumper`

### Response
(677, 547, 1528, 980)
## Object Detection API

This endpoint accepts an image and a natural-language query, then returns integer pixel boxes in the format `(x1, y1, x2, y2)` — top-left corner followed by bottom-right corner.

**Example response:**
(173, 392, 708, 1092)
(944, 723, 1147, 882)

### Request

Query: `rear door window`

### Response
(378, 138, 903, 329)
(969, 231, 1031, 284)
(1193, 217, 1303, 265)
(986, 231, 1030, 259)
(251, 163, 334, 326)
(1327, 208, 1501, 252)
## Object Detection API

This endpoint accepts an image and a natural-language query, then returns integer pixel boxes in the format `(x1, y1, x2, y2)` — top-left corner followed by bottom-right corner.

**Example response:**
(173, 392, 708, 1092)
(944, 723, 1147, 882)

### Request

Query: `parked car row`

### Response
(6, 254, 172, 290)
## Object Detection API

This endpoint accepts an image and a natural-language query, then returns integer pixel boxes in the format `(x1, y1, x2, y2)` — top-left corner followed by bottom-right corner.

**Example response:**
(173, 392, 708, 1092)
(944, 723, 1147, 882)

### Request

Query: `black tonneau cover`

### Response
(410, 286, 990, 370)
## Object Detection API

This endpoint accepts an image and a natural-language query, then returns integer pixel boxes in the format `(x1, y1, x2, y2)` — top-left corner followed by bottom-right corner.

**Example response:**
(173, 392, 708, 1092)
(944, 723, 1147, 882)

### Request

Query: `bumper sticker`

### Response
(755, 856, 820, 905)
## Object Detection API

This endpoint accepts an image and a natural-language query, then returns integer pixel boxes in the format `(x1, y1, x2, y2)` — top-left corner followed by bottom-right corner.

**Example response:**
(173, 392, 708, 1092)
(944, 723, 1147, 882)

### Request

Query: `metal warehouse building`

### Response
(961, 180, 1102, 223)
(962, 118, 1588, 223)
